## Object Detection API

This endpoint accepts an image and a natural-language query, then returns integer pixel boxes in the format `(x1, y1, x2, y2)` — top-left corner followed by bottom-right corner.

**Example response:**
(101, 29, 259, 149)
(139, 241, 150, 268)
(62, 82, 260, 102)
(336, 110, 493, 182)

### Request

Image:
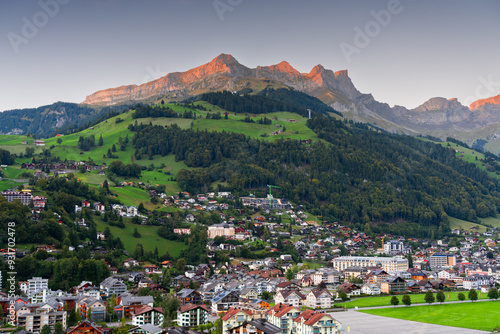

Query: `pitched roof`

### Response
(132, 306, 163, 316)
(310, 288, 331, 298)
(294, 310, 333, 326)
(221, 307, 252, 321)
(179, 303, 210, 313)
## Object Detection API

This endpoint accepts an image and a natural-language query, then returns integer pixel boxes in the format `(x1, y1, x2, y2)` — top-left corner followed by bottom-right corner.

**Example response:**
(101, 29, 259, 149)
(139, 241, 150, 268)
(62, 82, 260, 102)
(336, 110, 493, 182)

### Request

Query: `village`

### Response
(1, 183, 500, 334)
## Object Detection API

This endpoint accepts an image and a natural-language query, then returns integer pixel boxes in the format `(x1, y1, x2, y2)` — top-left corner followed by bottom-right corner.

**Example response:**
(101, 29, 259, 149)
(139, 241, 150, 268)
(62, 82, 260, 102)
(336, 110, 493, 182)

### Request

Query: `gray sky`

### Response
(1, 0, 499, 111)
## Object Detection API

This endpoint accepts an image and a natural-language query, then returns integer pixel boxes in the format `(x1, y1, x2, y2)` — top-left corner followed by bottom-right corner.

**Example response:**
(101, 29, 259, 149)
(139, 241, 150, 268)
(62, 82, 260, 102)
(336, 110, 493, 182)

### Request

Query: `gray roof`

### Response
(138, 324, 162, 334)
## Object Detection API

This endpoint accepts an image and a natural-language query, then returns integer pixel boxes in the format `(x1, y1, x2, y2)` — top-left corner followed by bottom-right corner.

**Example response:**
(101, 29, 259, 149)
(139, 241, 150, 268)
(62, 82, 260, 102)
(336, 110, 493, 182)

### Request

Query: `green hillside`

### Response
(2, 99, 500, 243)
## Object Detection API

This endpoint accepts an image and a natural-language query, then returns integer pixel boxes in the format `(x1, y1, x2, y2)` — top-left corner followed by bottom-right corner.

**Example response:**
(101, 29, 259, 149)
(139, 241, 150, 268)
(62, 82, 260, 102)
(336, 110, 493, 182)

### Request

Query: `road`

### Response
(328, 310, 489, 334)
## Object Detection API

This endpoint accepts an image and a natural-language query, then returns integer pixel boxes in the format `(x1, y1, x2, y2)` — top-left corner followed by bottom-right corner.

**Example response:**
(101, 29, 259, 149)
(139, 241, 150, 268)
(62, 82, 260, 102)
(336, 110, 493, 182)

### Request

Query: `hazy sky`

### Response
(1, 0, 499, 111)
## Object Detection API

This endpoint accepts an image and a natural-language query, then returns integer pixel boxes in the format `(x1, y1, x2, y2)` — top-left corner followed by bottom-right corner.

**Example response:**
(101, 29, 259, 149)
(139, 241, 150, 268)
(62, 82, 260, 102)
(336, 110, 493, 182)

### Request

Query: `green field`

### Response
(339, 291, 489, 309)
(479, 216, 500, 228)
(448, 216, 488, 233)
(360, 301, 500, 332)
(94, 218, 187, 257)
(0, 102, 323, 207)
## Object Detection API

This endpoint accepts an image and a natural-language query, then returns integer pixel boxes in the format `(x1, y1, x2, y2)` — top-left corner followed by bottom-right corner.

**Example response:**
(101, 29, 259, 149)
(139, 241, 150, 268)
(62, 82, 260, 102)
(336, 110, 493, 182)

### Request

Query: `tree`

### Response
(436, 290, 445, 303)
(138, 202, 146, 213)
(68, 308, 79, 326)
(41, 325, 51, 334)
(390, 296, 399, 307)
(112, 144, 117, 152)
(54, 322, 64, 334)
(57, 137, 62, 144)
(339, 291, 349, 302)
(162, 269, 172, 287)
(285, 269, 294, 281)
(402, 294, 411, 306)
(215, 317, 223, 334)
(468, 288, 478, 302)
(133, 228, 141, 238)
(98, 134, 104, 146)
(424, 290, 435, 304)
(176, 258, 186, 273)
(407, 252, 413, 268)
(262, 291, 272, 301)
(488, 287, 499, 300)
(0, 304, 3, 322)
(87, 307, 92, 320)
(458, 292, 465, 302)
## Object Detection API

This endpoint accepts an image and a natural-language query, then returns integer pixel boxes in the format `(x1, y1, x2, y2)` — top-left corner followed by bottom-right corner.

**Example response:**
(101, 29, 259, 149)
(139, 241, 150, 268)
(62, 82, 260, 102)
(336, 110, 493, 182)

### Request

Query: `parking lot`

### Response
(328, 310, 489, 334)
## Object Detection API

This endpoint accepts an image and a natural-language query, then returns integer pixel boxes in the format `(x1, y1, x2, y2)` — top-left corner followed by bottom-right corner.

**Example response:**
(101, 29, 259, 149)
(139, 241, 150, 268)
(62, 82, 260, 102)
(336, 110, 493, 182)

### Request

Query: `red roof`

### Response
(221, 307, 252, 321)
(294, 310, 331, 326)
(179, 303, 210, 313)
(132, 306, 163, 316)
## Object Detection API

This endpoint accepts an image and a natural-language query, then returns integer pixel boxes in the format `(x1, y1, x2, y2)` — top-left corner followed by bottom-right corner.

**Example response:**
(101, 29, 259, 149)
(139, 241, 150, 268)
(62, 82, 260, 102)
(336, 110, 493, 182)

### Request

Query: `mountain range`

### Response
(82, 54, 500, 147)
(2, 54, 500, 152)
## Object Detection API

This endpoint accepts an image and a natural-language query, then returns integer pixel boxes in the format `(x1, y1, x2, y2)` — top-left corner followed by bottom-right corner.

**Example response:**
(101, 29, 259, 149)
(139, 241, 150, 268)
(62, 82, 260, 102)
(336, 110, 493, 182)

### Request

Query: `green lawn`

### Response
(448, 216, 487, 233)
(94, 218, 187, 257)
(0, 180, 21, 191)
(339, 291, 489, 309)
(360, 301, 500, 332)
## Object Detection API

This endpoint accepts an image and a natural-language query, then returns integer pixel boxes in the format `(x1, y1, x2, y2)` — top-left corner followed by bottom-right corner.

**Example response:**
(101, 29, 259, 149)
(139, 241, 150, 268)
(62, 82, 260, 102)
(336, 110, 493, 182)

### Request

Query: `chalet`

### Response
(274, 290, 304, 308)
(93, 202, 105, 213)
(337, 283, 361, 297)
(124, 258, 140, 268)
(293, 310, 342, 334)
(82, 200, 91, 208)
(176, 288, 203, 306)
(227, 318, 280, 334)
(361, 283, 381, 295)
(211, 290, 240, 313)
(380, 277, 407, 294)
(67, 320, 111, 334)
(34, 140, 45, 146)
(143, 265, 158, 275)
(222, 307, 253, 332)
(304, 289, 333, 309)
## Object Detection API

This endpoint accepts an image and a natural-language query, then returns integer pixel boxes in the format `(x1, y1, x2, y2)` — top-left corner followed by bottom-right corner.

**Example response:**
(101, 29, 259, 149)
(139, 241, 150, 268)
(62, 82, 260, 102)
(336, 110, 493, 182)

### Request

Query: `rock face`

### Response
(83, 53, 361, 107)
(82, 54, 500, 140)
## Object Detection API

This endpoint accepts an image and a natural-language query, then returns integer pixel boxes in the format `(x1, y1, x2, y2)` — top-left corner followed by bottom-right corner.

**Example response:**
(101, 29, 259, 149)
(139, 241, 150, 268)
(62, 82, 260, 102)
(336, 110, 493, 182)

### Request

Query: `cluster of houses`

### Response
(20, 161, 107, 173)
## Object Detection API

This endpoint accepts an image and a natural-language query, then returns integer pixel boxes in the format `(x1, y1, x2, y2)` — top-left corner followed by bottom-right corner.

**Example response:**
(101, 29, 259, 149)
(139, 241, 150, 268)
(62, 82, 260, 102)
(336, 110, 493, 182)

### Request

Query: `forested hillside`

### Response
(200, 89, 340, 117)
(128, 114, 500, 238)
(0, 102, 131, 138)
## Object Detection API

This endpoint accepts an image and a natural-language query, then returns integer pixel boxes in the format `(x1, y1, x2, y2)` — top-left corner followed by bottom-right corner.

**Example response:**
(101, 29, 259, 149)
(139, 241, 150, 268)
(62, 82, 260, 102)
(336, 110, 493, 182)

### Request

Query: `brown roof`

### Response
(310, 288, 331, 298)
(221, 307, 252, 321)
(132, 306, 163, 316)
(179, 303, 210, 313)
(278, 290, 305, 300)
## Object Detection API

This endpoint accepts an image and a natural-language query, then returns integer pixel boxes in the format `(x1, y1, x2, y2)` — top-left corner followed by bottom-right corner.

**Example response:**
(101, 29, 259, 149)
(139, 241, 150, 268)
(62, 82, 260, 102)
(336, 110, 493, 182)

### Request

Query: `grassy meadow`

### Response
(360, 301, 500, 332)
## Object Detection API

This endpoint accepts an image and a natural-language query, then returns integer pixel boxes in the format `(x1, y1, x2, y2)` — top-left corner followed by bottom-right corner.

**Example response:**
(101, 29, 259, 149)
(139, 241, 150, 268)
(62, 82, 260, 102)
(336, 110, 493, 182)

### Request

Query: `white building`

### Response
(330, 256, 408, 273)
(28, 277, 49, 296)
(207, 223, 235, 239)
(304, 289, 333, 309)
(463, 274, 492, 290)
(384, 240, 406, 255)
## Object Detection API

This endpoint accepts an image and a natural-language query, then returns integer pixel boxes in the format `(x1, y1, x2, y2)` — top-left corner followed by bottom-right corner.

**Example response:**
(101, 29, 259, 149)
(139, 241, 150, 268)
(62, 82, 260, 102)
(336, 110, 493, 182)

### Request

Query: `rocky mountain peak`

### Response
(470, 94, 500, 110)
